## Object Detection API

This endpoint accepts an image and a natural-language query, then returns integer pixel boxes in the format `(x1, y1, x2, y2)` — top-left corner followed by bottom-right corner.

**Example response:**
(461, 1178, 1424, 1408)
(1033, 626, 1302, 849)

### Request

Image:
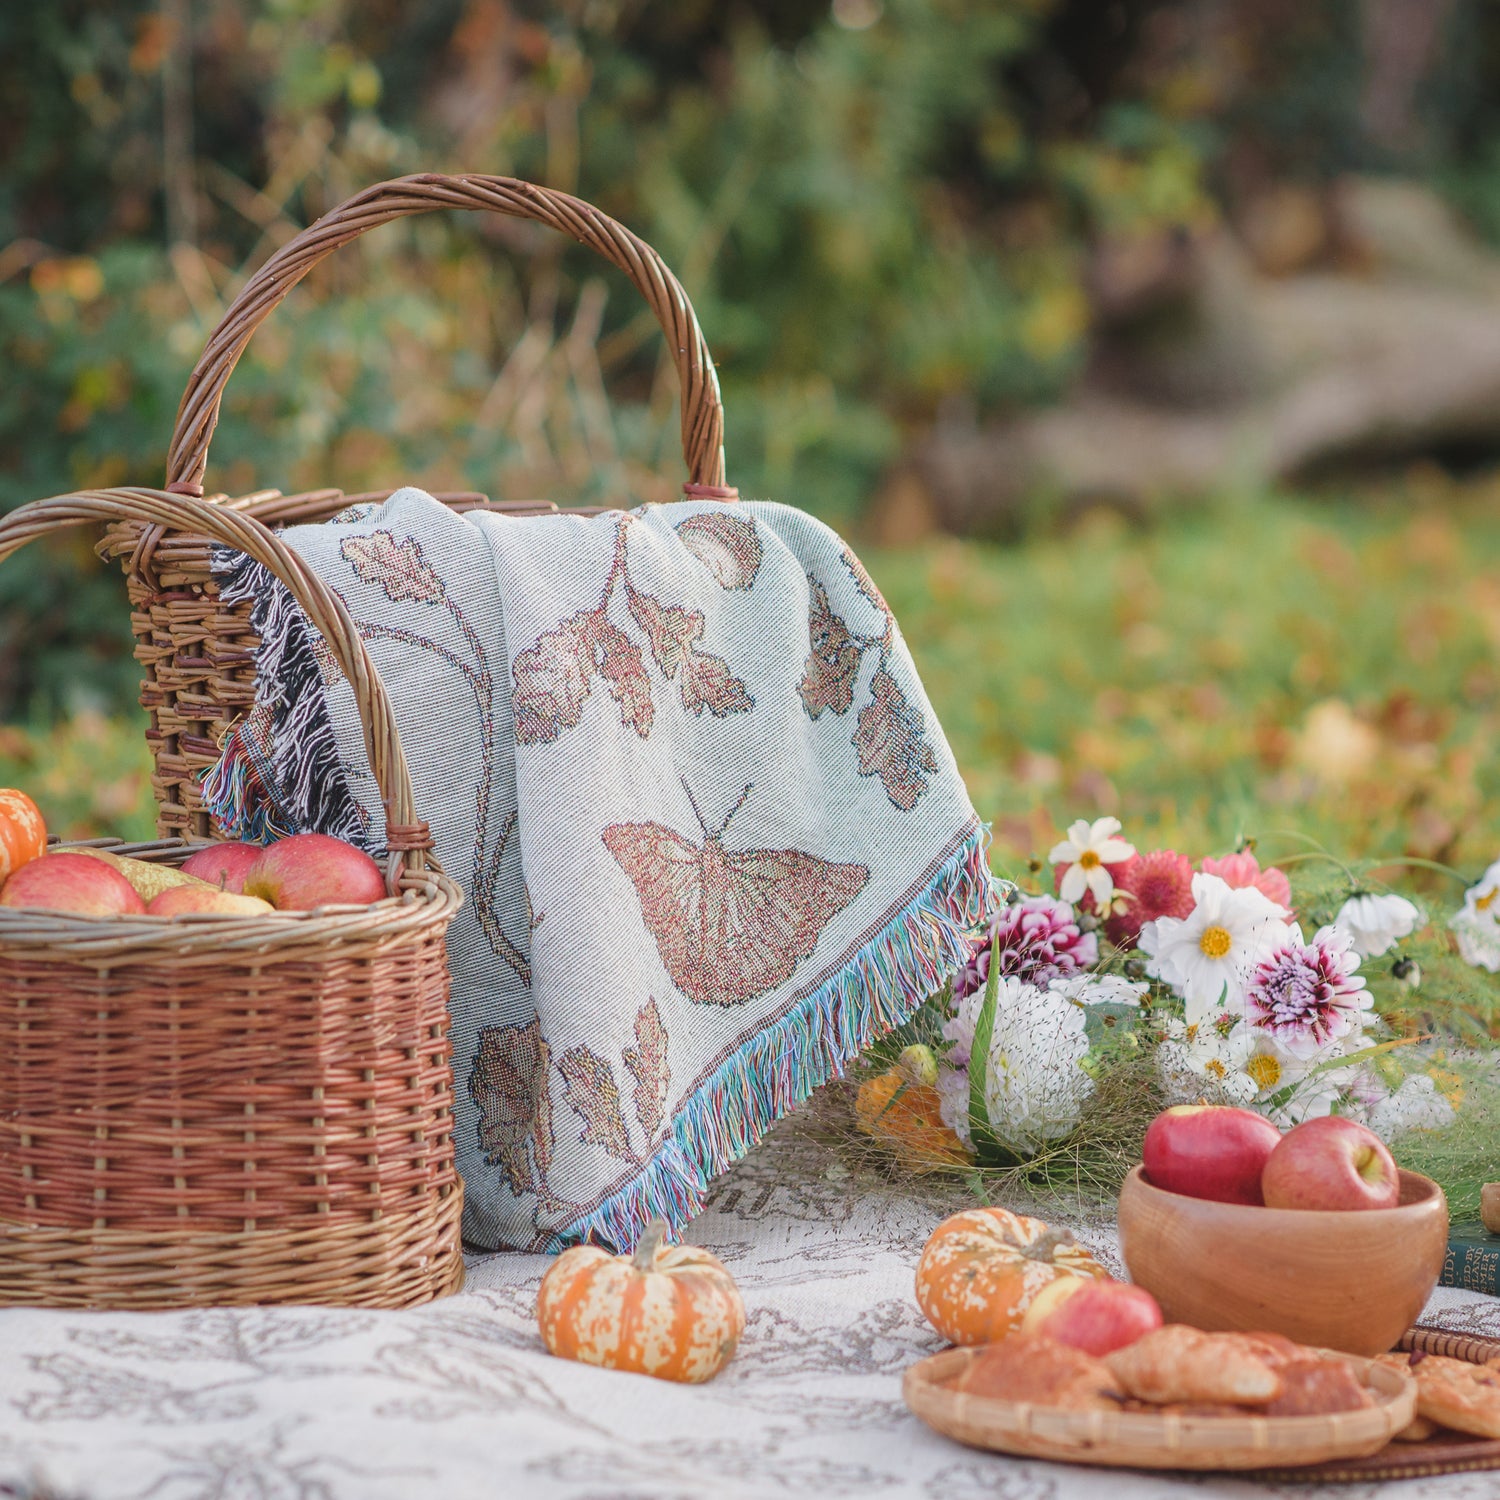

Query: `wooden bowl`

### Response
(903, 1345, 1415, 1470)
(1117, 1166, 1448, 1357)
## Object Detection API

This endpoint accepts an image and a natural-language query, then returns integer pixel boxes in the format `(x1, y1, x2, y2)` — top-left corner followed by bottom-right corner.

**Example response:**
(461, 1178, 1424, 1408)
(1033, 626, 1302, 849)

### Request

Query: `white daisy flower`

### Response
(1333, 892, 1422, 959)
(982, 975, 1094, 1151)
(1140, 873, 1292, 1027)
(1238, 1027, 1346, 1127)
(1047, 972, 1149, 1008)
(1155, 1016, 1257, 1106)
(1048, 817, 1136, 906)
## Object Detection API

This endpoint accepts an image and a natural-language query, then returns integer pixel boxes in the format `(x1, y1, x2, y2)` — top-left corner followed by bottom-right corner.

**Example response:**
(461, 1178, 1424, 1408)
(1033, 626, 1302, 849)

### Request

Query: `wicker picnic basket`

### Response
(97, 172, 733, 838)
(0, 488, 466, 1310)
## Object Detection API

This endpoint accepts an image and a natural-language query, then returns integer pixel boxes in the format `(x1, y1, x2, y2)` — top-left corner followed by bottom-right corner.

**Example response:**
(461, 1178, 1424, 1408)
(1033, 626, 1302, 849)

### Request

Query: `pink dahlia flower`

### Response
(1243, 924, 1370, 1060)
(954, 894, 1099, 1001)
(1201, 851, 1292, 914)
(1106, 849, 1195, 948)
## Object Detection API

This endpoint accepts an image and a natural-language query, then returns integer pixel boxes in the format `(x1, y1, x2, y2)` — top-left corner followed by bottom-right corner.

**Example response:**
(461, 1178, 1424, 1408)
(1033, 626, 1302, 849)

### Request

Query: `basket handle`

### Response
(166, 173, 733, 501)
(0, 488, 430, 894)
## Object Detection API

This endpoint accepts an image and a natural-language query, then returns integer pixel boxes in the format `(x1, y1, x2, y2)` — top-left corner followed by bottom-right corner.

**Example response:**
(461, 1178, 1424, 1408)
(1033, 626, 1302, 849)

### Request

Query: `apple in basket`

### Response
(0, 851, 146, 916)
(242, 832, 386, 910)
(146, 885, 275, 917)
(179, 840, 264, 893)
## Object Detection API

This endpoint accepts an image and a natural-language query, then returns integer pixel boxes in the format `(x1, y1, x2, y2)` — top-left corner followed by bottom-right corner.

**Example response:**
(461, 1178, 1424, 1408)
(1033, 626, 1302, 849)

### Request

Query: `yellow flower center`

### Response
(1199, 924, 1233, 959)
(1184, 1024, 1199, 1043)
(1203, 1059, 1226, 1080)
(1246, 1054, 1282, 1090)
(1078, 850, 1101, 870)
(1478, 887, 1498, 912)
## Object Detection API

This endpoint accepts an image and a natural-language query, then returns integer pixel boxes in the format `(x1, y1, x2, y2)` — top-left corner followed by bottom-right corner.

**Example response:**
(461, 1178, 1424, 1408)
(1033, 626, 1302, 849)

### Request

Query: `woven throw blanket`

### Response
(208, 488, 994, 1252)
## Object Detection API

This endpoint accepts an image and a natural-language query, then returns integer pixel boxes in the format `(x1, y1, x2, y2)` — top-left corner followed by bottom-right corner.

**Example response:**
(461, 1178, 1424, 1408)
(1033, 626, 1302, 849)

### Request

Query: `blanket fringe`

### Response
(546, 825, 998, 1252)
(205, 547, 367, 848)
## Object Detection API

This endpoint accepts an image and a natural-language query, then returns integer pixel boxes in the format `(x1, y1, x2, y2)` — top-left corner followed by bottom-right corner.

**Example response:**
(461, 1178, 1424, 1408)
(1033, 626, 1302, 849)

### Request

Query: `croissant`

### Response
(1104, 1325, 1283, 1406)
(1262, 1358, 1374, 1416)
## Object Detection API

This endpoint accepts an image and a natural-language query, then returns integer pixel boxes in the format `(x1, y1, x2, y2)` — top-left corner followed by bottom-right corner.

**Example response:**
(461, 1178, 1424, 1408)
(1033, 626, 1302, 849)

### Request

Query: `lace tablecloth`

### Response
(2, 1121, 1496, 1500)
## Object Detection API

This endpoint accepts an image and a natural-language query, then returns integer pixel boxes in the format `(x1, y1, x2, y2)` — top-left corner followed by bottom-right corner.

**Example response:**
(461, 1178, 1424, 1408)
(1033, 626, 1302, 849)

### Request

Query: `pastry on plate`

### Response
(1377, 1351, 1500, 1439)
(1105, 1325, 1282, 1406)
(949, 1334, 1124, 1410)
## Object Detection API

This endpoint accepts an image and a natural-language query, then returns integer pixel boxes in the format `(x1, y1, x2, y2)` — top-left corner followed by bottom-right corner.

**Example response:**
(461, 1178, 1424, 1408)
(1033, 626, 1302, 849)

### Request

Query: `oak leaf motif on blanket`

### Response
(557, 1045, 637, 1161)
(798, 547, 938, 811)
(603, 784, 870, 1007)
(469, 1017, 556, 1197)
(511, 514, 754, 746)
(623, 998, 670, 1139)
(341, 530, 446, 606)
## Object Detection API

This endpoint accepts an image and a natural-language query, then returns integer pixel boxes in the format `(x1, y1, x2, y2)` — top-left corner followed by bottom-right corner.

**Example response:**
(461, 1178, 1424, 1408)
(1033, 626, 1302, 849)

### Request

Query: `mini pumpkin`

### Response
(915, 1206, 1111, 1346)
(854, 1067, 970, 1172)
(0, 789, 46, 888)
(537, 1218, 745, 1383)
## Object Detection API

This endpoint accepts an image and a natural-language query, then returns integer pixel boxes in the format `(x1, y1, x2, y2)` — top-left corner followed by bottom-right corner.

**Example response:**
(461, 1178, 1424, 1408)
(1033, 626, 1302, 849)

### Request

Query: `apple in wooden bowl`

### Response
(1117, 1164, 1448, 1357)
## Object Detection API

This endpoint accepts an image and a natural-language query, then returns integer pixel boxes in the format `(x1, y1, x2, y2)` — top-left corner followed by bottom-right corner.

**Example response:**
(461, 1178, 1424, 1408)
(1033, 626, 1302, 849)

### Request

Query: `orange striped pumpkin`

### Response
(915, 1206, 1110, 1346)
(537, 1219, 745, 1383)
(0, 789, 46, 888)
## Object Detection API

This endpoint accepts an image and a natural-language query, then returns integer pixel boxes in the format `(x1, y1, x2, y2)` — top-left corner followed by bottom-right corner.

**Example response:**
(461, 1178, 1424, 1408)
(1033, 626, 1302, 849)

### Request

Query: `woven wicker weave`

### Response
(99, 171, 733, 838)
(0, 489, 465, 1309)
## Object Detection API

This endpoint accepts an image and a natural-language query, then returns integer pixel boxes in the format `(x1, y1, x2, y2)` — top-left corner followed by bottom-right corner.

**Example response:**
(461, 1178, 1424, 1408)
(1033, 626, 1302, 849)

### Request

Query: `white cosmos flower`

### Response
(1140, 874, 1292, 1026)
(1452, 861, 1500, 971)
(1333, 893, 1422, 959)
(1155, 1017, 1256, 1106)
(1048, 817, 1136, 906)
(1047, 972, 1148, 1008)
(1365, 1073, 1456, 1141)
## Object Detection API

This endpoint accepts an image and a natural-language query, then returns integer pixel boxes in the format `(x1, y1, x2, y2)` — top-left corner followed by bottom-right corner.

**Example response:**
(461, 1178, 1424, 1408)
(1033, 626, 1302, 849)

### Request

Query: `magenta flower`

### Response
(1243, 924, 1370, 1060)
(954, 894, 1098, 1001)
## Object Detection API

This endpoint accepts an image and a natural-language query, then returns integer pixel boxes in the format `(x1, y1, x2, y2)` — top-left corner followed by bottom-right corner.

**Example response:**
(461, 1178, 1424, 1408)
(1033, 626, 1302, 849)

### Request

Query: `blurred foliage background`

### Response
(3, 0, 1500, 883)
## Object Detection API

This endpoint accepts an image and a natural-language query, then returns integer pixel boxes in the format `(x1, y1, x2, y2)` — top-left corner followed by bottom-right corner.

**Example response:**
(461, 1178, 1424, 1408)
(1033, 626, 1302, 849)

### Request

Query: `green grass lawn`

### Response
(865, 473, 1500, 893)
(9, 474, 1500, 900)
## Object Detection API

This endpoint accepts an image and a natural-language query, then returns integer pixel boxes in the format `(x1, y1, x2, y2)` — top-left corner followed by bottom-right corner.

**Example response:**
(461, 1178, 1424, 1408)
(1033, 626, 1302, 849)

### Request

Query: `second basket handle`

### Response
(0, 488, 429, 893)
(166, 173, 732, 500)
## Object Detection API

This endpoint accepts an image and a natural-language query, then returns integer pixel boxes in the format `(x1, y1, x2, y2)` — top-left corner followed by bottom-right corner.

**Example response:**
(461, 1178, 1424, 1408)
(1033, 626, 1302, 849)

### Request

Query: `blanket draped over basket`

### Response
(204, 488, 994, 1252)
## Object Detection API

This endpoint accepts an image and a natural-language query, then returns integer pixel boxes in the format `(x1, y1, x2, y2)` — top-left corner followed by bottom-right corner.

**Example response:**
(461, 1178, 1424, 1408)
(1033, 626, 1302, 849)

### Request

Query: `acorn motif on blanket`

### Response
(604, 783, 869, 1006)
(675, 512, 764, 590)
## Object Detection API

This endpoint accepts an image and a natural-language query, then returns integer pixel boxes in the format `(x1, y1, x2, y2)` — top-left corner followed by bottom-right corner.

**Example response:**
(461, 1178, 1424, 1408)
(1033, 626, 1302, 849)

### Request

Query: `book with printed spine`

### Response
(1441, 1223, 1500, 1298)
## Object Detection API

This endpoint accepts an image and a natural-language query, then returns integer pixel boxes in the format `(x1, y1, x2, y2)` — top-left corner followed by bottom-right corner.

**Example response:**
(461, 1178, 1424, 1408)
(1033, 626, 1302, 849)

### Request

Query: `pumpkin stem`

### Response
(631, 1218, 669, 1272)
(1011, 1225, 1077, 1263)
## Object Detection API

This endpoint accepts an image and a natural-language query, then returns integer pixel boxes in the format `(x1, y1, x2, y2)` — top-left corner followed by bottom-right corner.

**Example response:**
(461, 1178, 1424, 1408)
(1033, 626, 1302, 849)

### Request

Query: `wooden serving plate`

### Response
(902, 1345, 1415, 1472)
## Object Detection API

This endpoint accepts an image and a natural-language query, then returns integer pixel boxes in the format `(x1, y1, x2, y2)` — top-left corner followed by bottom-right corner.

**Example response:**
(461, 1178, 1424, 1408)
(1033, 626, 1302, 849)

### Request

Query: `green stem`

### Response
(632, 1218, 668, 1272)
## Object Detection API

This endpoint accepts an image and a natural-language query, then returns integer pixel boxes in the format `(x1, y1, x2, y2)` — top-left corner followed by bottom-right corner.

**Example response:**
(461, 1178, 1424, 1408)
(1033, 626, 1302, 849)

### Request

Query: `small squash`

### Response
(0, 789, 46, 888)
(537, 1219, 745, 1383)
(915, 1206, 1110, 1346)
(854, 1062, 971, 1173)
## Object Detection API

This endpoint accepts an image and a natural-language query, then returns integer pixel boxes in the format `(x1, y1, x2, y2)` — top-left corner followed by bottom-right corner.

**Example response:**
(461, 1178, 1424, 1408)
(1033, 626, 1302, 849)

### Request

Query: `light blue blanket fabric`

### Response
(210, 490, 994, 1251)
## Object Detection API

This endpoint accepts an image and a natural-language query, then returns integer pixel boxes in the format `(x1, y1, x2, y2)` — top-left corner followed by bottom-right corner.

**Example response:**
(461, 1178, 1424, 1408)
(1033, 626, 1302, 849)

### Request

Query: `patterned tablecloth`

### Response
(1, 1120, 1496, 1500)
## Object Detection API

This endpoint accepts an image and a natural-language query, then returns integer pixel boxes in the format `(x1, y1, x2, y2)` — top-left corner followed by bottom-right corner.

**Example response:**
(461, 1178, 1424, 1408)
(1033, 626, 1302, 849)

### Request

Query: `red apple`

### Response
(242, 832, 386, 911)
(1142, 1104, 1282, 1205)
(1019, 1276, 1163, 1356)
(147, 885, 275, 917)
(1260, 1116, 1400, 1211)
(0, 852, 146, 916)
(179, 840, 264, 894)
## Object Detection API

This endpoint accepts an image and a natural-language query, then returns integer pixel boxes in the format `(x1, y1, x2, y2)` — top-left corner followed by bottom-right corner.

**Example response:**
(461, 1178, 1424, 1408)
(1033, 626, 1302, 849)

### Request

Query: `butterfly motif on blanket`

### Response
(603, 784, 870, 1007)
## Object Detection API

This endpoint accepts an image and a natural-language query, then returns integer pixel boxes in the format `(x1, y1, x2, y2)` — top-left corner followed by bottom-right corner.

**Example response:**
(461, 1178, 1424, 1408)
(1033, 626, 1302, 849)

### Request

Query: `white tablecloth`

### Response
(2, 1120, 1497, 1500)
